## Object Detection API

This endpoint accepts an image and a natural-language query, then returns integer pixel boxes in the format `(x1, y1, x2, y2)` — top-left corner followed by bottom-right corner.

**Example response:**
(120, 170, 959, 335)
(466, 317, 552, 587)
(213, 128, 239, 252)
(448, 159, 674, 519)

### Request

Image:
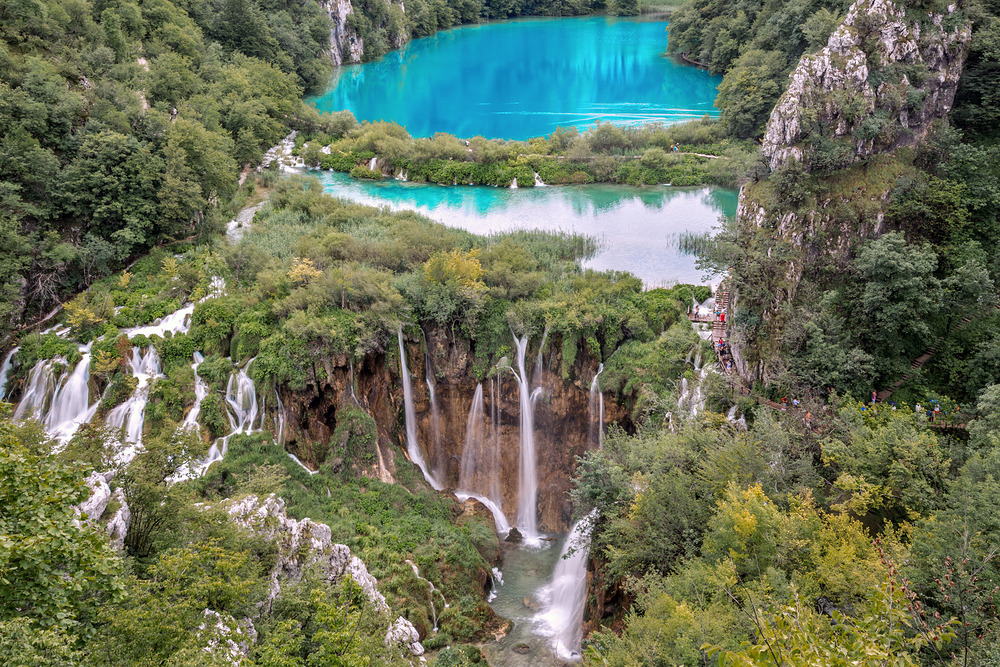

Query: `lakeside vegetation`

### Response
(291, 115, 760, 189)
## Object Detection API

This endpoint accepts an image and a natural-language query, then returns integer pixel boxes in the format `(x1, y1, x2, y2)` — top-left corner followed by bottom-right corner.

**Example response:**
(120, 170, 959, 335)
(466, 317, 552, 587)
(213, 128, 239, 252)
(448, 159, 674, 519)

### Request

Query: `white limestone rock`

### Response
(224, 494, 387, 611)
(762, 0, 971, 172)
(106, 488, 131, 551)
(385, 616, 425, 657)
(198, 610, 257, 665)
(77, 472, 112, 522)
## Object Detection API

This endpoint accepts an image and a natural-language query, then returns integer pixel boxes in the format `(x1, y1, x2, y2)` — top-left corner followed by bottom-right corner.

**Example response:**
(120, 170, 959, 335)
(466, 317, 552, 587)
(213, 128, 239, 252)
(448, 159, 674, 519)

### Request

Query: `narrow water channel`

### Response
(484, 540, 568, 666)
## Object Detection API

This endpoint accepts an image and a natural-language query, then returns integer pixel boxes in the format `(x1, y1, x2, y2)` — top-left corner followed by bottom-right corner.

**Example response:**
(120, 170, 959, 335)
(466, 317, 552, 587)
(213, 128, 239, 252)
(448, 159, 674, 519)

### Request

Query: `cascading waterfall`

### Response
(198, 358, 260, 474)
(46, 349, 99, 446)
(12, 358, 59, 422)
(456, 384, 511, 535)
(183, 352, 209, 431)
(274, 389, 286, 445)
(406, 560, 448, 632)
(676, 348, 711, 418)
(534, 172, 546, 187)
(511, 334, 539, 542)
(0, 347, 17, 400)
(398, 328, 442, 490)
(424, 348, 443, 481)
(510, 177, 518, 189)
(535, 510, 597, 661)
(533, 327, 549, 391)
(105, 346, 163, 458)
(589, 364, 604, 448)
(369, 156, 378, 171)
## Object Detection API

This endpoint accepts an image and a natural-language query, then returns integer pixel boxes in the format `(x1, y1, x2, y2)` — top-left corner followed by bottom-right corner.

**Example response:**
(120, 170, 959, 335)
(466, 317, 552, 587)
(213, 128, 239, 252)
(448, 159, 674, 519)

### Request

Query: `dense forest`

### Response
(2, 0, 1000, 664)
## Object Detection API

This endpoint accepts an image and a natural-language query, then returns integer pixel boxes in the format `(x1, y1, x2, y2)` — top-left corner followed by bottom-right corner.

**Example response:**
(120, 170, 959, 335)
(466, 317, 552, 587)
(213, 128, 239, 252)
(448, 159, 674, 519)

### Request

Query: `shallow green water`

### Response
(310, 17, 720, 140)
(315, 170, 737, 286)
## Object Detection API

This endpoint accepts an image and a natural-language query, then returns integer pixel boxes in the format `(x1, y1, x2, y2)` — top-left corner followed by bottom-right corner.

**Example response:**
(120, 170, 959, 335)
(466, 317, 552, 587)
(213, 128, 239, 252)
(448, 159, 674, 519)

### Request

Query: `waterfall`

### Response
(125, 304, 194, 339)
(535, 510, 596, 661)
(183, 352, 209, 431)
(198, 358, 260, 474)
(0, 347, 17, 400)
(512, 334, 539, 542)
(456, 384, 511, 535)
(46, 352, 99, 446)
(288, 452, 319, 475)
(510, 177, 518, 189)
(105, 346, 163, 458)
(274, 389, 286, 445)
(589, 364, 604, 448)
(398, 328, 441, 490)
(13, 359, 59, 421)
(369, 156, 378, 171)
(406, 560, 448, 632)
(534, 172, 545, 187)
(424, 348, 443, 481)
(533, 327, 549, 390)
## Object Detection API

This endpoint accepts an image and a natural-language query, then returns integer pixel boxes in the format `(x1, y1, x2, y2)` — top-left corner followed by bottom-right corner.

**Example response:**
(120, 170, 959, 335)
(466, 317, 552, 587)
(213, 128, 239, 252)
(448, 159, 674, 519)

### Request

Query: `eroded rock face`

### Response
(323, 0, 364, 65)
(76, 471, 131, 551)
(224, 494, 387, 609)
(222, 494, 426, 657)
(763, 0, 971, 172)
(281, 329, 629, 533)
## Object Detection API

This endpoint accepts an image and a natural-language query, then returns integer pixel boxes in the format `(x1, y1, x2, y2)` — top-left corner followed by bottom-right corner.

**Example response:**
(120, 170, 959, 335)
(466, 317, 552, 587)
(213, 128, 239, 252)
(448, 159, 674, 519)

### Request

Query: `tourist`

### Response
(871, 390, 877, 404)
(933, 404, 940, 422)
(806, 411, 812, 428)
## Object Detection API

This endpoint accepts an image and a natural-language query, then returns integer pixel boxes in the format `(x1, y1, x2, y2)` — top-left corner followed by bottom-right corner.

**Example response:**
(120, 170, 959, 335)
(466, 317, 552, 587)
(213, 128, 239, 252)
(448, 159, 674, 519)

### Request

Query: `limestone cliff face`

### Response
(763, 0, 971, 172)
(281, 329, 628, 534)
(323, 0, 365, 65)
(322, 0, 408, 65)
(729, 0, 971, 384)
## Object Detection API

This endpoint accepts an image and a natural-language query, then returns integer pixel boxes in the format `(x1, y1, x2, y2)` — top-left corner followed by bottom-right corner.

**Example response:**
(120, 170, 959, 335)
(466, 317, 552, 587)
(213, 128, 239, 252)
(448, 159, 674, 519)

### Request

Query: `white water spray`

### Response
(183, 352, 209, 431)
(0, 347, 17, 400)
(589, 363, 604, 448)
(457, 383, 510, 534)
(511, 334, 539, 542)
(536, 510, 596, 661)
(398, 328, 442, 490)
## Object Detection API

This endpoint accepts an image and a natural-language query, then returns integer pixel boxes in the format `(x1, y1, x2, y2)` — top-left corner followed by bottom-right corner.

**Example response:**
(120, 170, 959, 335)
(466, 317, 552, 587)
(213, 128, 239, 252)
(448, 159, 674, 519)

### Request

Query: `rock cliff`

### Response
(323, 0, 365, 65)
(281, 329, 628, 534)
(729, 0, 971, 384)
(762, 0, 971, 172)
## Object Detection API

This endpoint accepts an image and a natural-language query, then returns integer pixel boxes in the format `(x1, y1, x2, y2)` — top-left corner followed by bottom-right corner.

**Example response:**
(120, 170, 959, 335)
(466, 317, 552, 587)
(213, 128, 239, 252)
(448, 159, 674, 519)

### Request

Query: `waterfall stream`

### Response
(456, 383, 511, 534)
(589, 363, 604, 448)
(535, 510, 596, 661)
(0, 347, 17, 400)
(183, 352, 209, 431)
(424, 347, 443, 482)
(511, 334, 539, 543)
(398, 328, 441, 490)
(197, 358, 260, 475)
(46, 351, 99, 447)
(406, 559, 449, 632)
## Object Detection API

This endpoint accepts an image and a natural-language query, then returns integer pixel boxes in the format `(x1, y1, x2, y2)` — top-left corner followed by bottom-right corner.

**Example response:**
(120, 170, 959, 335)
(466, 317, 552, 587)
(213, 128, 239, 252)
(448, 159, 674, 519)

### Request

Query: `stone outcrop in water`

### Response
(762, 0, 971, 172)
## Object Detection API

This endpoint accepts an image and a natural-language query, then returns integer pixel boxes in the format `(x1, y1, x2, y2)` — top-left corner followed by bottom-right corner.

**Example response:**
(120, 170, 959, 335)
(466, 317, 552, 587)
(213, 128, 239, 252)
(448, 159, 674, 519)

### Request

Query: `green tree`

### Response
(716, 50, 787, 139)
(0, 414, 123, 631)
(60, 130, 164, 260)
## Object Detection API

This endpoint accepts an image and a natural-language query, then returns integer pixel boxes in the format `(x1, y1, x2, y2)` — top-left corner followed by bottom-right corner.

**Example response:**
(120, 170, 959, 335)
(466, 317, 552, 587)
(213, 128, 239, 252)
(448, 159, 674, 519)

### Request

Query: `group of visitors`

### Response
(716, 337, 733, 372)
(779, 396, 812, 428)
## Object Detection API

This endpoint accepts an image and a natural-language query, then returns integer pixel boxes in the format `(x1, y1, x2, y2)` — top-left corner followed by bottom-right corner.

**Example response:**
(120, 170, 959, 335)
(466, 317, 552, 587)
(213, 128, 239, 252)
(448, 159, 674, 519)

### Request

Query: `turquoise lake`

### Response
(313, 170, 737, 286)
(309, 17, 721, 140)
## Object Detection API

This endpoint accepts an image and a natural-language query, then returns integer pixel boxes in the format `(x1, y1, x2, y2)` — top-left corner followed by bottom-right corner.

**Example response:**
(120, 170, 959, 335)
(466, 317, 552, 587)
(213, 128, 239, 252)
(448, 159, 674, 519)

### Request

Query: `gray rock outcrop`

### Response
(763, 0, 971, 172)
(76, 471, 131, 551)
(222, 494, 425, 657)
